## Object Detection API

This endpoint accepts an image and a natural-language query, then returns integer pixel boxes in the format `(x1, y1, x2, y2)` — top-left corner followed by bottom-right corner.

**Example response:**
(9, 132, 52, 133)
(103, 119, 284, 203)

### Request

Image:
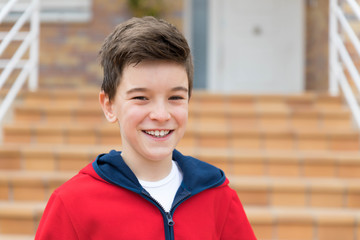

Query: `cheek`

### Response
(120, 105, 148, 127)
(173, 106, 188, 125)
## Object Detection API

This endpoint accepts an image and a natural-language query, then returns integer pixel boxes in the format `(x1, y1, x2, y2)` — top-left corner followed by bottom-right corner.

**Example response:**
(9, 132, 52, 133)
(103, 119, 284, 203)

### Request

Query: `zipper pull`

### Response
(166, 212, 174, 226)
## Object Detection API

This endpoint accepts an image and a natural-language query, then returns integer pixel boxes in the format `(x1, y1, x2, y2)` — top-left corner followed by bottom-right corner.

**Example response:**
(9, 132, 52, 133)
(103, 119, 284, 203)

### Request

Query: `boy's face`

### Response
(101, 61, 189, 164)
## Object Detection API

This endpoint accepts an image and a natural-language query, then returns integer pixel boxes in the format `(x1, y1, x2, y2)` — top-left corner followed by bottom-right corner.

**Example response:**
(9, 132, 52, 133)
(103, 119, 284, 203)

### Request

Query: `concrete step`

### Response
(3, 123, 360, 150)
(0, 202, 44, 235)
(247, 206, 360, 240)
(1, 88, 358, 239)
(1, 168, 358, 209)
(13, 103, 353, 130)
(194, 148, 360, 178)
(230, 176, 360, 209)
(0, 144, 114, 171)
(19, 90, 349, 128)
(21, 88, 99, 107)
(0, 234, 35, 240)
(0, 170, 74, 202)
(21, 89, 345, 107)
(1, 145, 360, 178)
(2, 123, 120, 146)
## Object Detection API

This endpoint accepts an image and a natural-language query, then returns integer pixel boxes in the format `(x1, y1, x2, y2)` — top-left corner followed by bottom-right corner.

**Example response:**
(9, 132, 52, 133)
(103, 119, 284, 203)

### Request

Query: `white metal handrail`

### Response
(346, 0, 360, 20)
(329, 0, 360, 128)
(0, 0, 39, 124)
(0, 0, 35, 56)
(0, 0, 93, 23)
(0, 0, 18, 22)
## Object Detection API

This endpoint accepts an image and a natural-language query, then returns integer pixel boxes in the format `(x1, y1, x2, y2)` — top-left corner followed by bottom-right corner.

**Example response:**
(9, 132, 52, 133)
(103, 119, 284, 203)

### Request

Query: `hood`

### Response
(91, 149, 226, 196)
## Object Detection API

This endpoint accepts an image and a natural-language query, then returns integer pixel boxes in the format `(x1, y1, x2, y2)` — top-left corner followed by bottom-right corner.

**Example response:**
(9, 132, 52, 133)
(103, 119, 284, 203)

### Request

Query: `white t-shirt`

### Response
(139, 161, 183, 212)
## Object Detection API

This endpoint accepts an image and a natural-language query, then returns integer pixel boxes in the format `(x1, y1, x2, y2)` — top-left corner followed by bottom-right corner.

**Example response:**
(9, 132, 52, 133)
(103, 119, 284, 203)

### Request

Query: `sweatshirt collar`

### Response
(92, 149, 226, 196)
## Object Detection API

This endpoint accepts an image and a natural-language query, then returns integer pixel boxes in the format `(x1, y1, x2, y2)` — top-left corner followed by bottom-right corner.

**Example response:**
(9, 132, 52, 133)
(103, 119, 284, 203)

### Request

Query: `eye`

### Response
(132, 96, 148, 101)
(169, 95, 185, 100)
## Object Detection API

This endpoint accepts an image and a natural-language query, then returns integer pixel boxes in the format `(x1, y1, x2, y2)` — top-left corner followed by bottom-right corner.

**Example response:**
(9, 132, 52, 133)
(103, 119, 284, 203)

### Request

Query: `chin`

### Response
(143, 147, 174, 161)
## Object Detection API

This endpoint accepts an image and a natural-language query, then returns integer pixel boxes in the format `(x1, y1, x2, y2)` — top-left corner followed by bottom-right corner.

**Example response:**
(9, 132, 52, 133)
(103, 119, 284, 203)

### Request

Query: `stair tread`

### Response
(0, 143, 117, 154)
(20, 89, 347, 107)
(0, 201, 45, 218)
(3, 122, 357, 134)
(2, 143, 360, 157)
(2, 144, 360, 162)
(1, 89, 359, 238)
(15, 102, 351, 113)
(0, 201, 359, 220)
(229, 176, 360, 190)
(0, 170, 75, 180)
(245, 206, 360, 223)
(0, 169, 358, 188)
(0, 234, 35, 240)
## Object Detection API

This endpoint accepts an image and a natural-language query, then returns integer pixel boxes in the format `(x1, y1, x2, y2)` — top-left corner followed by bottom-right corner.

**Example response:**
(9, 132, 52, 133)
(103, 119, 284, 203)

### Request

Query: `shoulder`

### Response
(197, 177, 237, 203)
(53, 163, 109, 200)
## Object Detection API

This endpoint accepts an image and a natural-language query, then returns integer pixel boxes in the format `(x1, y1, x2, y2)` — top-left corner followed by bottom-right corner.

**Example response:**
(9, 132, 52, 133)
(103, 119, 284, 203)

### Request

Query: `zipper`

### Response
(141, 187, 192, 239)
(166, 212, 174, 226)
(141, 190, 175, 240)
(166, 212, 174, 240)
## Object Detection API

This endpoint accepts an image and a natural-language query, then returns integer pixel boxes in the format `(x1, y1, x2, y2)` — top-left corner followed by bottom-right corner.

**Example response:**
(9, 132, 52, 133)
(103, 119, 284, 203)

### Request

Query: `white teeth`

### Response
(145, 130, 170, 137)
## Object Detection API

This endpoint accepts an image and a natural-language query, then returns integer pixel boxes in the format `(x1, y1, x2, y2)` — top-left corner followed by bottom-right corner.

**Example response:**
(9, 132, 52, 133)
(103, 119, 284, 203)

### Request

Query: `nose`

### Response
(149, 101, 171, 122)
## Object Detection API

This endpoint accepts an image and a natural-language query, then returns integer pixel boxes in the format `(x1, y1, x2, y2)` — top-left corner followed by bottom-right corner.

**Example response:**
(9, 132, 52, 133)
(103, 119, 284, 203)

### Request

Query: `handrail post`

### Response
(0, 0, 40, 125)
(329, 0, 339, 96)
(328, 0, 360, 129)
(0, 0, 18, 23)
(29, 0, 40, 91)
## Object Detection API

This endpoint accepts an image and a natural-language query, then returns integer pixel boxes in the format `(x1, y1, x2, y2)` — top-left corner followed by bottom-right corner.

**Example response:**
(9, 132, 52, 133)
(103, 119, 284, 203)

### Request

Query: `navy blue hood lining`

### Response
(92, 149, 226, 196)
(92, 150, 142, 193)
(172, 150, 226, 194)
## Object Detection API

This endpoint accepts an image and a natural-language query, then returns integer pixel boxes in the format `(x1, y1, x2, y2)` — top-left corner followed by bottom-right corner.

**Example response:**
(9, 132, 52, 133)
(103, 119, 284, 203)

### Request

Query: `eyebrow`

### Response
(171, 86, 188, 93)
(126, 88, 148, 95)
(126, 86, 188, 95)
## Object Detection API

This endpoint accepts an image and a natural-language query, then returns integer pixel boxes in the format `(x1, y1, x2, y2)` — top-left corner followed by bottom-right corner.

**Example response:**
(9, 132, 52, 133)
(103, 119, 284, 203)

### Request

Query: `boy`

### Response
(35, 16, 257, 239)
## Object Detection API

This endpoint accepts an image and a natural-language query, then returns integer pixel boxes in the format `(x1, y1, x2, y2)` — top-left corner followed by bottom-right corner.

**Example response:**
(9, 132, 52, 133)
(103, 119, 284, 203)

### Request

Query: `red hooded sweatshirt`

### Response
(35, 150, 257, 240)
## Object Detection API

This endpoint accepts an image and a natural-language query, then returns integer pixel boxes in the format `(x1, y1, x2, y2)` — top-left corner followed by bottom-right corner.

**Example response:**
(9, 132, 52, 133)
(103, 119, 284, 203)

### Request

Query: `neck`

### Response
(121, 151, 173, 182)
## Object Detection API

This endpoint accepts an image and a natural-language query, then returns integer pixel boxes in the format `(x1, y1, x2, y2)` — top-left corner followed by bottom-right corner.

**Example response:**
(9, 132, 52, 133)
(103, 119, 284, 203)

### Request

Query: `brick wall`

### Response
(305, 0, 329, 92)
(37, 0, 330, 91)
(38, 0, 184, 89)
(2, 0, 330, 91)
(38, 0, 123, 88)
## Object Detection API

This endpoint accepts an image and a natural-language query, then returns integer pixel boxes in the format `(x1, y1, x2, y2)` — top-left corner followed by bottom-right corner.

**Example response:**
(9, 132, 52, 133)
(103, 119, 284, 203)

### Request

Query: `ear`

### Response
(99, 91, 117, 123)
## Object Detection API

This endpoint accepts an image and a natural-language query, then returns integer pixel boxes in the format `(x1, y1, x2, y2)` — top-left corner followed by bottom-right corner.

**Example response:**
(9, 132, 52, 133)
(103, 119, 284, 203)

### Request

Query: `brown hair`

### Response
(99, 16, 193, 101)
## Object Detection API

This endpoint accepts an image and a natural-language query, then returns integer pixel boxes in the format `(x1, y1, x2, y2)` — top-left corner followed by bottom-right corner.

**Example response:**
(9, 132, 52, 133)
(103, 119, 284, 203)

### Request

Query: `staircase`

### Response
(0, 88, 360, 240)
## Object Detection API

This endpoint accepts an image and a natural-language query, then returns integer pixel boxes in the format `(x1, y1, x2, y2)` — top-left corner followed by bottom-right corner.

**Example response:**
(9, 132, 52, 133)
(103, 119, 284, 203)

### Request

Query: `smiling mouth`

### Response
(143, 130, 173, 138)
